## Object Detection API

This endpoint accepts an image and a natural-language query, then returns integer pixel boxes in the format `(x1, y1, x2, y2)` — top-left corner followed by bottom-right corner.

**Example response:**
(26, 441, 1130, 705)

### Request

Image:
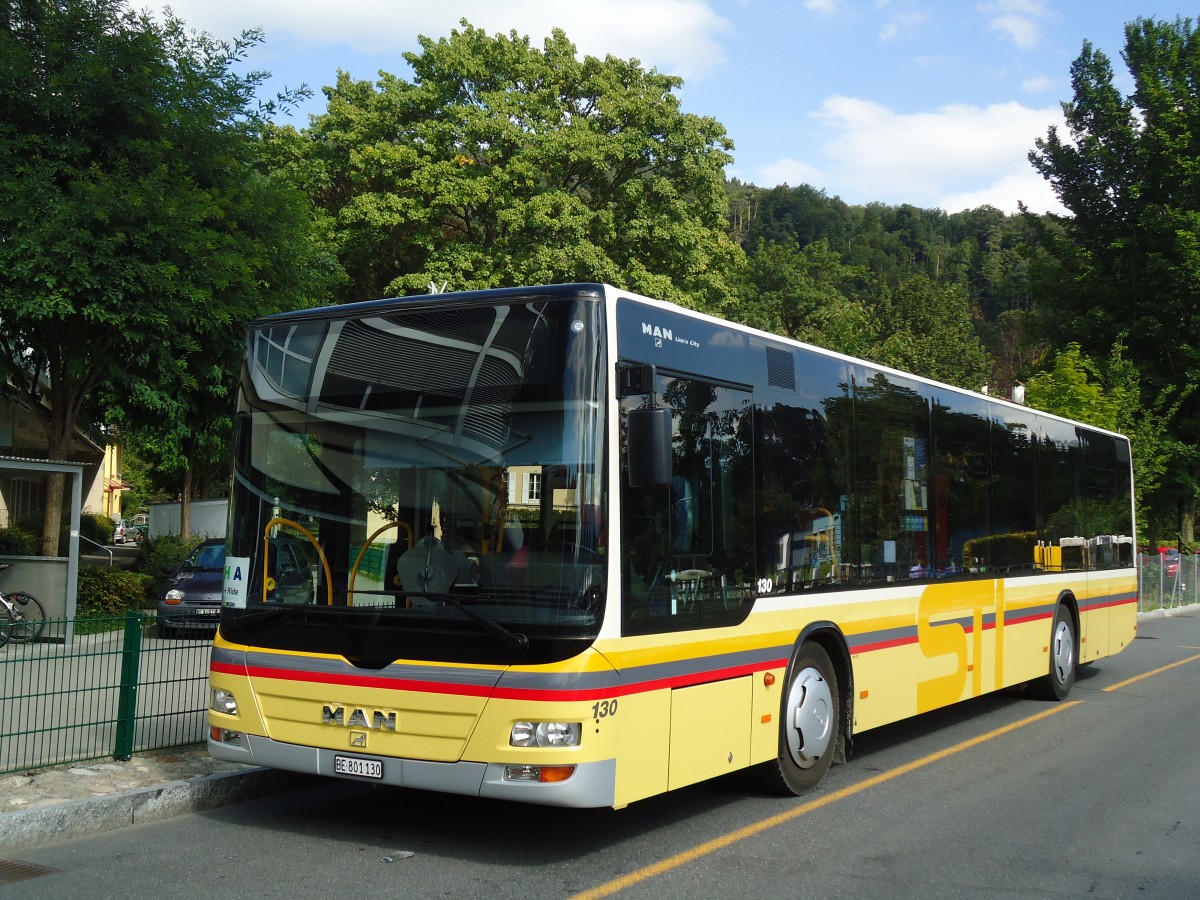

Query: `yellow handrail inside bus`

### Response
(347, 521, 413, 605)
(262, 517, 334, 606)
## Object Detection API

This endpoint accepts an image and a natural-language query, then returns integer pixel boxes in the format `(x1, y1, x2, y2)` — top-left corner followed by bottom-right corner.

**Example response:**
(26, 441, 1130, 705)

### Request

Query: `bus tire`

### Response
(1030, 603, 1076, 701)
(753, 642, 840, 795)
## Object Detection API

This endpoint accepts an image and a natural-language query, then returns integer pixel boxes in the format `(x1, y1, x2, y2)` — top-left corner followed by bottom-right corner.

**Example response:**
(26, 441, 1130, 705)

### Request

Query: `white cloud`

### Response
(803, 0, 840, 15)
(940, 171, 1066, 216)
(159, 0, 732, 80)
(879, 11, 928, 43)
(988, 14, 1040, 49)
(755, 95, 1066, 213)
(977, 0, 1049, 50)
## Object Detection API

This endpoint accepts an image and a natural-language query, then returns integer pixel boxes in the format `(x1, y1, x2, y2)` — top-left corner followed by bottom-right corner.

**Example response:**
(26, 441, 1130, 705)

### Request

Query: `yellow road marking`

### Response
(571, 701, 1081, 899)
(1102, 652, 1200, 693)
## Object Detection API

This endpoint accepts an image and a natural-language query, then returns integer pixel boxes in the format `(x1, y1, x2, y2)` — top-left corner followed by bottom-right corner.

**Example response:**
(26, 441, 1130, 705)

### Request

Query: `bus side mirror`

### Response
(627, 407, 673, 487)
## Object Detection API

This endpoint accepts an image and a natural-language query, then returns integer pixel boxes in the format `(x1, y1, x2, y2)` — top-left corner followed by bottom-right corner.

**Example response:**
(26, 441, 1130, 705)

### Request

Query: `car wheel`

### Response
(156, 617, 173, 639)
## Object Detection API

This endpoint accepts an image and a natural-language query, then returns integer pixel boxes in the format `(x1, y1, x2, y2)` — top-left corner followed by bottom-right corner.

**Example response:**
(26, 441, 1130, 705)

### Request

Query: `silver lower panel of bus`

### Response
(209, 733, 617, 808)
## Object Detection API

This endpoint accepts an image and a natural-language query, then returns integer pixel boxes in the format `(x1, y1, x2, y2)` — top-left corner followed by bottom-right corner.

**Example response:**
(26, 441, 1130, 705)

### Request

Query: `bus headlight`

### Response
(510, 721, 581, 748)
(211, 688, 238, 715)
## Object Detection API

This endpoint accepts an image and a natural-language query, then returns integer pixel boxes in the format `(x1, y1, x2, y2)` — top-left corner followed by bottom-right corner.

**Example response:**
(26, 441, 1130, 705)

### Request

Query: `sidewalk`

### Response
(0, 746, 299, 850)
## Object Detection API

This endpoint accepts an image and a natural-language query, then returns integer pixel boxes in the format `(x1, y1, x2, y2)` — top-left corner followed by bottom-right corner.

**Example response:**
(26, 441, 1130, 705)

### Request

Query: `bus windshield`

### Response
(221, 292, 607, 666)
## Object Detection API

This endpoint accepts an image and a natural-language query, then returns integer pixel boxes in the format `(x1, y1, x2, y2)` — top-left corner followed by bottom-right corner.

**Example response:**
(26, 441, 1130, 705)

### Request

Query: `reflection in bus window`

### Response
(620, 377, 755, 635)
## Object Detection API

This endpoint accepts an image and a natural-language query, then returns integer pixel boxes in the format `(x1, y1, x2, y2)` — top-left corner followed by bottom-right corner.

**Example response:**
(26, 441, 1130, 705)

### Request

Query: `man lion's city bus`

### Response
(208, 283, 1136, 808)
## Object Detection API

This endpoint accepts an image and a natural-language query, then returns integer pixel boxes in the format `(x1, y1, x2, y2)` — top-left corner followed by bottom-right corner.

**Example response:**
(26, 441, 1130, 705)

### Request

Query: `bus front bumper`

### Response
(208, 731, 617, 808)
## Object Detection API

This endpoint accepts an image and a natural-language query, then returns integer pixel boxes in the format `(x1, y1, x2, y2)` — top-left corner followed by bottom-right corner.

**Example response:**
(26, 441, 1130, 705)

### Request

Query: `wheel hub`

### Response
(785, 666, 834, 769)
(1051, 619, 1074, 684)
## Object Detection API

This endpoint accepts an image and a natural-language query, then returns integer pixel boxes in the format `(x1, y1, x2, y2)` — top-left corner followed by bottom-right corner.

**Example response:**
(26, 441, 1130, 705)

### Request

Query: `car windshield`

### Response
(188, 544, 225, 571)
(221, 293, 607, 665)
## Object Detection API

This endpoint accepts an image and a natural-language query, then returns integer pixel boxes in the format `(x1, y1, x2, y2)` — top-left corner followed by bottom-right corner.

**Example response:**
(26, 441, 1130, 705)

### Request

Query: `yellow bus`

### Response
(208, 283, 1137, 807)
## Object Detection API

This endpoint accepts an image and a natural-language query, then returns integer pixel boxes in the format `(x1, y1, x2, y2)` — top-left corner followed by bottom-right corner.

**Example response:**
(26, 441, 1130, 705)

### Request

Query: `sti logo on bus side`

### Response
(321, 705, 397, 731)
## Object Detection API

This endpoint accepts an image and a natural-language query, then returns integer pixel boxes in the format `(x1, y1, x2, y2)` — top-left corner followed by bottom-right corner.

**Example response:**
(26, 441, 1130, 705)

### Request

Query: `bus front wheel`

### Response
(754, 642, 840, 795)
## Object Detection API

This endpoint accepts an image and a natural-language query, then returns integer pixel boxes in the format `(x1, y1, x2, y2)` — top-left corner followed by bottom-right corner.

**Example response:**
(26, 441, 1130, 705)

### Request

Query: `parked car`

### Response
(129, 513, 149, 542)
(114, 518, 145, 544)
(1159, 547, 1181, 578)
(157, 539, 225, 638)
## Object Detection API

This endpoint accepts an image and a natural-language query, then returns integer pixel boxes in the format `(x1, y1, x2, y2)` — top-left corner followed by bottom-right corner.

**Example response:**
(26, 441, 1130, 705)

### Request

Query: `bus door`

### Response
(618, 366, 757, 790)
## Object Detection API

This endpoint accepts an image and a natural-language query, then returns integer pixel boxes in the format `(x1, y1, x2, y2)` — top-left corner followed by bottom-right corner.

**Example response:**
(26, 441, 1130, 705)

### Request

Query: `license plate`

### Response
(334, 755, 383, 779)
(196, 608, 219, 615)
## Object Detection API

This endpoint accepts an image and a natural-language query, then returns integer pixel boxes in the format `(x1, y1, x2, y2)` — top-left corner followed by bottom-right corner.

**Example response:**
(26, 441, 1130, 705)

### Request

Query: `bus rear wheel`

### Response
(754, 642, 840, 795)
(1030, 604, 1076, 700)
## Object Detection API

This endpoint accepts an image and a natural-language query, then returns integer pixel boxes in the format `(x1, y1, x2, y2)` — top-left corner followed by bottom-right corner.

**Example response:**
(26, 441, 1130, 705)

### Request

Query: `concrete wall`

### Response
(148, 499, 228, 540)
(0, 556, 69, 618)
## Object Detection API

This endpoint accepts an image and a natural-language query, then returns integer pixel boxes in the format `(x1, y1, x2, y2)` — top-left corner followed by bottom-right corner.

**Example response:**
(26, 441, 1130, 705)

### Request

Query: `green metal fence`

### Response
(0, 612, 212, 776)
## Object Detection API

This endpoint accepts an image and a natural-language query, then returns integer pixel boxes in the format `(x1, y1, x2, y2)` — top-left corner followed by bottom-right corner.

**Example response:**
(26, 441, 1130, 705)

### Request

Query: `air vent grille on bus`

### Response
(766, 346, 796, 390)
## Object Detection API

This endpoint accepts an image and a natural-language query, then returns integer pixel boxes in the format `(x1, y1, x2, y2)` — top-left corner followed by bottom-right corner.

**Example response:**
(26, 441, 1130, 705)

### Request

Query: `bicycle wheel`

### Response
(7, 591, 46, 643)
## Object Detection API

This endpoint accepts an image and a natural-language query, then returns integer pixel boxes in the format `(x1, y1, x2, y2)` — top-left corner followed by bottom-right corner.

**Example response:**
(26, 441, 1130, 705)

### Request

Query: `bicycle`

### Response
(0, 563, 47, 646)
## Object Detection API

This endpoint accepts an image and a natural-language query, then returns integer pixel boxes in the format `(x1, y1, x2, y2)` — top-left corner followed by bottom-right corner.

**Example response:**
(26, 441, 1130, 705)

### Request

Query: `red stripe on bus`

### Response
(213, 661, 496, 697)
(1085, 596, 1137, 612)
(212, 656, 790, 703)
(850, 635, 915, 655)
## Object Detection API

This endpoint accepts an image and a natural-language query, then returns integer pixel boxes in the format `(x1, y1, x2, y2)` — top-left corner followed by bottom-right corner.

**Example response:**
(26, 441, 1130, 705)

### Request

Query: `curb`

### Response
(0, 767, 296, 850)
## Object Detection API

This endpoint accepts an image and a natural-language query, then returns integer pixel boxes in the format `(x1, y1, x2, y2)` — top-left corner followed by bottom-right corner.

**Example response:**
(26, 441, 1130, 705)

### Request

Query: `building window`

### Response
(526, 472, 541, 502)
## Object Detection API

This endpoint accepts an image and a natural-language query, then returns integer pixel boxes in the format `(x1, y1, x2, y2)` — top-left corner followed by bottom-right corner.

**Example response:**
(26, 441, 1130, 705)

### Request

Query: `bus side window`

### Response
(621, 378, 754, 635)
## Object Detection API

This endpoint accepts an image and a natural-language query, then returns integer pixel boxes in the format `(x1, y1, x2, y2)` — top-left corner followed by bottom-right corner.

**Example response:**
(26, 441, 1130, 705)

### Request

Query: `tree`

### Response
(0, 0, 332, 548)
(281, 20, 744, 312)
(737, 237, 878, 359)
(1025, 342, 1118, 430)
(870, 273, 993, 390)
(734, 182, 856, 253)
(1029, 16, 1200, 545)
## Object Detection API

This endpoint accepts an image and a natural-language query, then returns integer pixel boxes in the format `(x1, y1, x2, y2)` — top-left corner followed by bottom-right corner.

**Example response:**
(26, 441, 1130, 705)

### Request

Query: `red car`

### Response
(1159, 548, 1180, 577)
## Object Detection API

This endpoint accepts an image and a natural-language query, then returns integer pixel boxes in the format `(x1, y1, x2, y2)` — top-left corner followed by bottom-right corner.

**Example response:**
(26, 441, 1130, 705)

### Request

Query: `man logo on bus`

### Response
(642, 321, 671, 348)
(322, 704, 398, 731)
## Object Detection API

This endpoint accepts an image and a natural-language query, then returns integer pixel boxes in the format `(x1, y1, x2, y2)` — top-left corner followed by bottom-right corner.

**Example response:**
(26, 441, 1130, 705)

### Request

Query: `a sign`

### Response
(223, 555, 251, 608)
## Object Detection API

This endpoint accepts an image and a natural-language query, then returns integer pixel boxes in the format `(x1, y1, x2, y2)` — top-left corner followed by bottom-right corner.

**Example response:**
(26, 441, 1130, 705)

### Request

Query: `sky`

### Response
(156, 1, 1168, 216)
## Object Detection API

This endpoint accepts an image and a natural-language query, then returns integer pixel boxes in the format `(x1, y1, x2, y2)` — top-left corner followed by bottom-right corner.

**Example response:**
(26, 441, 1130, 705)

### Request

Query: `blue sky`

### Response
(159, 1, 1163, 215)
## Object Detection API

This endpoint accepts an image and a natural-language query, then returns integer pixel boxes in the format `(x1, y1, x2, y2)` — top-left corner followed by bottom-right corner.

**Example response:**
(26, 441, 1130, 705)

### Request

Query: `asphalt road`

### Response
(4, 610, 1198, 899)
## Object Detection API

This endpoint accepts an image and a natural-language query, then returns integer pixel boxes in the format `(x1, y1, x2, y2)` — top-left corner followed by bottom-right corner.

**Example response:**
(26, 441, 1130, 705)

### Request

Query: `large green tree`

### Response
(0, 0, 331, 548)
(737, 237, 878, 360)
(279, 20, 743, 311)
(1029, 16, 1200, 545)
(871, 273, 992, 390)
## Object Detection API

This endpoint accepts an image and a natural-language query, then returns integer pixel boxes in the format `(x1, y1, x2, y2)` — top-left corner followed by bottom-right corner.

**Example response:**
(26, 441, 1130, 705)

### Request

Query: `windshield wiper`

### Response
(438, 592, 529, 656)
(351, 588, 529, 656)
